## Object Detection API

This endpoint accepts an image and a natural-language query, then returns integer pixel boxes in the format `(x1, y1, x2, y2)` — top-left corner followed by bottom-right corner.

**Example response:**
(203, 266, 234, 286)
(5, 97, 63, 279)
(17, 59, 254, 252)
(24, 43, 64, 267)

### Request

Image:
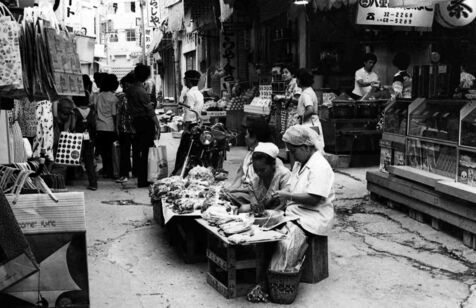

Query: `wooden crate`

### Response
(205, 233, 268, 298)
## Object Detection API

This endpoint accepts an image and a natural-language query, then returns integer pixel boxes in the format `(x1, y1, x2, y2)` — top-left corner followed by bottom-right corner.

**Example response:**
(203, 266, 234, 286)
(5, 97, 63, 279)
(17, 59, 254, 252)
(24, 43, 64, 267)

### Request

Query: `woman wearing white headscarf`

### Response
(239, 142, 291, 213)
(273, 125, 335, 235)
(268, 125, 335, 272)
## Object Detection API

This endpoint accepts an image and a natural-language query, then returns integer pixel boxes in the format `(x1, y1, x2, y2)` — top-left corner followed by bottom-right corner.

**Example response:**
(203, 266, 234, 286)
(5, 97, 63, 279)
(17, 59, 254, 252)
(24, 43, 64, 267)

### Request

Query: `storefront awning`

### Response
(166, 0, 184, 32)
(148, 29, 164, 55)
(311, 0, 358, 11)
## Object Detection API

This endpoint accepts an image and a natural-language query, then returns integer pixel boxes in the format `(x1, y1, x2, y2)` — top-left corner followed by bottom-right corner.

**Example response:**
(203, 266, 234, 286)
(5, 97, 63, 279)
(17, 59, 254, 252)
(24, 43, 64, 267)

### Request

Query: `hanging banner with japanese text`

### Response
(356, 0, 435, 27)
(146, 0, 161, 28)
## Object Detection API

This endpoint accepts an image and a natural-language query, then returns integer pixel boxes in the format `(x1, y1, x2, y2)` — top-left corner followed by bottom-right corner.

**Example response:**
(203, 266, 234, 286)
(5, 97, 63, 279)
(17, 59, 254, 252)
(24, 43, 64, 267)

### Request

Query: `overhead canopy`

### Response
(148, 29, 164, 55)
(166, 0, 184, 32)
(311, 0, 358, 11)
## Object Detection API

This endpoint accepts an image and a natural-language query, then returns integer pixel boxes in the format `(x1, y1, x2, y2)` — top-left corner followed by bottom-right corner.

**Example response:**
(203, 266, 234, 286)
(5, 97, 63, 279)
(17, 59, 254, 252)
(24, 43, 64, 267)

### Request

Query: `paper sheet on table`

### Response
(227, 225, 286, 245)
(162, 200, 201, 225)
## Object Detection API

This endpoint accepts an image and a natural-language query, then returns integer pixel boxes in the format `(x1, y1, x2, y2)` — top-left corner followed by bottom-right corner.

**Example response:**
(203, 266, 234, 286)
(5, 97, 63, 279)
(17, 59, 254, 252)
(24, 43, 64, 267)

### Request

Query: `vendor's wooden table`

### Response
(196, 219, 283, 299)
(154, 199, 206, 263)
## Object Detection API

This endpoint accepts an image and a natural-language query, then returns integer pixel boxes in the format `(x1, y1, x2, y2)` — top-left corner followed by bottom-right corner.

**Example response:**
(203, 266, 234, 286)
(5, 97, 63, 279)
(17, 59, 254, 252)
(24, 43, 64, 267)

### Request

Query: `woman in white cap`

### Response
(239, 142, 291, 213)
(267, 125, 334, 272)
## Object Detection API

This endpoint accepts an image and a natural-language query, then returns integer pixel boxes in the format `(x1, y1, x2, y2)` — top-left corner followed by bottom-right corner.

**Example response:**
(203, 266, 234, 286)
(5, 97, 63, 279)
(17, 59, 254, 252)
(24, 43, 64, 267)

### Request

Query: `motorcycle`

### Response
(178, 104, 237, 178)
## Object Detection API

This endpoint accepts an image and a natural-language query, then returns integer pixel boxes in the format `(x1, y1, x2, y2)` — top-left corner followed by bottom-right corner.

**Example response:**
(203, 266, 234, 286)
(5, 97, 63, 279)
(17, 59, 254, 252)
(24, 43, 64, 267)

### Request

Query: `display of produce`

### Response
(150, 166, 234, 215)
(408, 99, 467, 143)
(226, 87, 257, 111)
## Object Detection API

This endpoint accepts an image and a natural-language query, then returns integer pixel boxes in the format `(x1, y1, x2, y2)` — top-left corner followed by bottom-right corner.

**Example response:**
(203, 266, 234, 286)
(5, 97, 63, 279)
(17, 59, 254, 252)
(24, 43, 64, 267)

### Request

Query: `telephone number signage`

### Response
(356, 0, 435, 27)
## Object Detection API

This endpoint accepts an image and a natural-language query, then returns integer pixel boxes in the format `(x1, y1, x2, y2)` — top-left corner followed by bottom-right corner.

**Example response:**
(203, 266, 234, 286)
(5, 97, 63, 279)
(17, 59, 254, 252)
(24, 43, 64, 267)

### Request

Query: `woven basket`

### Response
(267, 262, 304, 305)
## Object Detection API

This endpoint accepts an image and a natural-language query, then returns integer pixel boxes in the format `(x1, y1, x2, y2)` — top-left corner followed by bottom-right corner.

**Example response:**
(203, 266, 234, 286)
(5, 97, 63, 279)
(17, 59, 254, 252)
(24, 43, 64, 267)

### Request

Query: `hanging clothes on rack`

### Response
(32, 100, 54, 161)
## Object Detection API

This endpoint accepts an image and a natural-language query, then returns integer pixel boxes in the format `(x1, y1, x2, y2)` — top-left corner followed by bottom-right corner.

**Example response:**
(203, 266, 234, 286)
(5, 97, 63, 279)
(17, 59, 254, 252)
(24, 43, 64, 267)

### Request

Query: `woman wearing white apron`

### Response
(268, 126, 334, 272)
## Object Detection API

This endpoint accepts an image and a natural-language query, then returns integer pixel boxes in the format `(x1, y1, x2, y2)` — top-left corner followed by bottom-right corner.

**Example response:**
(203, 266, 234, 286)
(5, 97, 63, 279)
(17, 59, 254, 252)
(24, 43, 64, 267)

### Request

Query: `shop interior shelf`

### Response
(408, 99, 468, 143)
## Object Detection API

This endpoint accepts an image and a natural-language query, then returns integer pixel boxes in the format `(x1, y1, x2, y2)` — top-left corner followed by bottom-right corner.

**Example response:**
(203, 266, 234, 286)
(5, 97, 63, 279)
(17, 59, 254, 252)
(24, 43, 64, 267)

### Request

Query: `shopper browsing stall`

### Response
(115, 73, 136, 184)
(171, 70, 204, 176)
(392, 52, 412, 99)
(281, 64, 302, 131)
(72, 95, 98, 191)
(352, 53, 380, 100)
(126, 64, 161, 188)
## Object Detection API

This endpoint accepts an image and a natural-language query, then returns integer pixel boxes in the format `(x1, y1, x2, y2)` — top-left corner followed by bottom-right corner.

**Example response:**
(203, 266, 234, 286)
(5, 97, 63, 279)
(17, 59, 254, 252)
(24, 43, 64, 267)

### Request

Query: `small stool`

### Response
(300, 235, 329, 284)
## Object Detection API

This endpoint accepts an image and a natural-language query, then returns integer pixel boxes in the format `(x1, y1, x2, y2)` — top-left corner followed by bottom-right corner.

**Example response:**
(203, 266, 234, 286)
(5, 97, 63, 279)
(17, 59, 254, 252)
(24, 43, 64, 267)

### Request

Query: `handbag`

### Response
(0, 3, 24, 97)
(55, 131, 83, 166)
(148, 145, 168, 182)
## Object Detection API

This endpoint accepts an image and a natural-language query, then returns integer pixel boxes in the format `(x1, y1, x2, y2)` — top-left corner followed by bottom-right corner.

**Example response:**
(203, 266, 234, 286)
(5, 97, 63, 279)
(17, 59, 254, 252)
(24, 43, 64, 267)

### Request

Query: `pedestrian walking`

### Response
(95, 74, 119, 179)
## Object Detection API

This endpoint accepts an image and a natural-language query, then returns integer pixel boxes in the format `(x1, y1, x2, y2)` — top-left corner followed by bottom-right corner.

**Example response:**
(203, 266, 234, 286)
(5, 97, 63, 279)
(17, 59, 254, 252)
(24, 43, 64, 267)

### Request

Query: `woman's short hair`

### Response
(247, 121, 272, 142)
(297, 68, 314, 87)
(101, 74, 119, 92)
(282, 63, 297, 77)
(392, 52, 411, 70)
(252, 151, 276, 166)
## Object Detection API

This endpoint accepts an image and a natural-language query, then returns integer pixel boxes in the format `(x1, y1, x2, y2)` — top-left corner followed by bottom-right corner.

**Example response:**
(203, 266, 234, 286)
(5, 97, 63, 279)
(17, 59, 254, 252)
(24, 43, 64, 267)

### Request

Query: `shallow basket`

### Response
(267, 267, 303, 304)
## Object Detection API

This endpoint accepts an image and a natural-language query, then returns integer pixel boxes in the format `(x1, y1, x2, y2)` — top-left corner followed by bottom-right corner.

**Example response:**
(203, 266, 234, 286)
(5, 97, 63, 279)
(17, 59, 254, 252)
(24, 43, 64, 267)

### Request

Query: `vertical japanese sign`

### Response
(221, 23, 238, 87)
(356, 0, 435, 27)
(146, 0, 160, 28)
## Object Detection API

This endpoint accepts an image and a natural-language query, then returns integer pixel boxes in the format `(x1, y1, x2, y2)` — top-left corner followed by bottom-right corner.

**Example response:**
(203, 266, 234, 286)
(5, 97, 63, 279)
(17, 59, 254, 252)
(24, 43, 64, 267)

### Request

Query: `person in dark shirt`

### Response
(126, 64, 161, 187)
(115, 72, 136, 183)
(73, 95, 98, 190)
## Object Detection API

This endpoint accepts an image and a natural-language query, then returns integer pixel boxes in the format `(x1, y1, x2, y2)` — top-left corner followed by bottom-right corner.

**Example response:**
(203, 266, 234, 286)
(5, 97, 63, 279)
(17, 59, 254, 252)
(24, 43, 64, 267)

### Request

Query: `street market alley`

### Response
(76, 134, 476, 308)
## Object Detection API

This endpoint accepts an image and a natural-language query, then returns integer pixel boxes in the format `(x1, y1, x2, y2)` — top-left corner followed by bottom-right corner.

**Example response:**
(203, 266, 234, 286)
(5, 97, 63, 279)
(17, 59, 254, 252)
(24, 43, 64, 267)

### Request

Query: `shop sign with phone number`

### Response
(356, 0, 435, 27)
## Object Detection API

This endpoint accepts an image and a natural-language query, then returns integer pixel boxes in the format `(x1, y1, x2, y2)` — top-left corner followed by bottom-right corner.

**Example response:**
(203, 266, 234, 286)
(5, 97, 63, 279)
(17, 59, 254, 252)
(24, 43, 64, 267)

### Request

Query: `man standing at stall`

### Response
(352, 53, 380, 100)
(126, 64, 161, 187)
(171, 70, 204, 176)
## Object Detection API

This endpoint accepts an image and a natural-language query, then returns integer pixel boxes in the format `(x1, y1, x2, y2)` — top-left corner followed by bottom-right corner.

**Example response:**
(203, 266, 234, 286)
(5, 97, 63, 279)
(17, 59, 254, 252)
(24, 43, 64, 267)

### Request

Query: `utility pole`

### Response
(139, 0, 147, 65)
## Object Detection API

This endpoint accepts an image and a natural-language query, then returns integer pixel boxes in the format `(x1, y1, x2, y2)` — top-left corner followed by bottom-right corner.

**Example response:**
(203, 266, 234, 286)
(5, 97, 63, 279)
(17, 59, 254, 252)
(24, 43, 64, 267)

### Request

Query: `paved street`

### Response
(73, 133, 476, 308)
